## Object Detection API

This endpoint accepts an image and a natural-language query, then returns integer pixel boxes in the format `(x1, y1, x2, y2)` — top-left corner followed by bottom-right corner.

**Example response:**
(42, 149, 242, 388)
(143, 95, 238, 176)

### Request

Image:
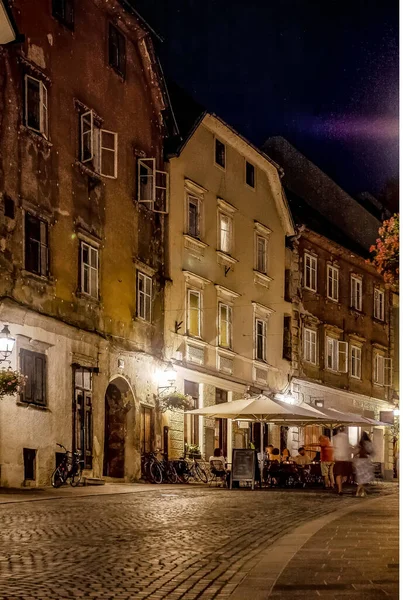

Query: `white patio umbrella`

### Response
(186, 394, 330, 481)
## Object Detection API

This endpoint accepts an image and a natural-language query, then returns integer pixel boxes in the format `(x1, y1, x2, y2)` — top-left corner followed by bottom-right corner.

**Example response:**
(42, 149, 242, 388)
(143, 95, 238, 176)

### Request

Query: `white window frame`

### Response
(24, 75, 48, 139)
(245, 160, 255, 189)
(80, 109, 118, 179)
(99, 129, 118, 179)
(303, 328, 317, 364)
(218, 211, 233, 254)
(80, 242, 99, 299)
(80, 110, 94, 163)
(351, 275, 363, 311)
(326, 337, 348, 372)
(137, 272, 152, 322)
(254, 317, 267, 362)
(187, 194, 202, 239)
(304, 253, 317, 292)
(327, 264, 339, 302)
(218, 302, 233, 349)
(255, 234, 267, 274)
(374, 288, 385, 321)
(374, 353, 392, 387)
(350, 345, 362, 379)
(214, 137, 226, 170)
(187, 289, 202, 338)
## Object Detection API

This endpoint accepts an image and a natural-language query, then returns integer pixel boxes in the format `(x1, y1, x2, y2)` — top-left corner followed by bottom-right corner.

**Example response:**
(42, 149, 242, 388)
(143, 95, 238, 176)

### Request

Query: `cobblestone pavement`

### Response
(0, 486, 397, 600)
(271, 494, 399, 600)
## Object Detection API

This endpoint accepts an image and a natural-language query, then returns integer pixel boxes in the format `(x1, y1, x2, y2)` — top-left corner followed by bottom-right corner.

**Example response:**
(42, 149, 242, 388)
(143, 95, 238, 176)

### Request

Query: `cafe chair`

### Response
(209, 459, 227, 487)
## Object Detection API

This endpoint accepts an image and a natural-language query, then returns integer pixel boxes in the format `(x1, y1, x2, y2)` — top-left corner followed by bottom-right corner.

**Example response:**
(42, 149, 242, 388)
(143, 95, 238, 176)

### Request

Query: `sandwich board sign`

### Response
(230, 449, 256, 489)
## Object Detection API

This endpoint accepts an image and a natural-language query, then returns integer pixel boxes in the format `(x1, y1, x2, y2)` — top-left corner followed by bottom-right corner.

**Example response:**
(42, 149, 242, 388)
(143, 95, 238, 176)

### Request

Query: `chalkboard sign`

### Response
(230, 449, 256, 489)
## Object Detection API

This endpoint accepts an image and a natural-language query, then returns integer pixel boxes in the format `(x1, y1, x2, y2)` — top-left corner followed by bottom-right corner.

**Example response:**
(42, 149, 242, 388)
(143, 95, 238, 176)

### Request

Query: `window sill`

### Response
(325, 297, 339, 304)
(302, 359, 319, 367)
(75, 291, 101, 306)
(74, 160, 102, 182)
(21, 270, 54, 286)
(254, 271, 273, 288)
(373, 317, 386, 325)
(349, 308, 363, 317)
(184, 235, 208, 257)
(16, 402, 50, 412)
(214, 161, 226, 172)
(303, 286, 318, 294)
(20, 125, 52, 151)
(216, 250, 238, 267)
(217, 346, 236, 357)
(133, 316, 155, 328)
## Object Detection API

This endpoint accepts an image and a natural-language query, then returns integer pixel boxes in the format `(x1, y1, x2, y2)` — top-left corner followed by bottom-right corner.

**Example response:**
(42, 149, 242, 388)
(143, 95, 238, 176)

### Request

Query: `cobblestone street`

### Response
(0, 486, 398, 599)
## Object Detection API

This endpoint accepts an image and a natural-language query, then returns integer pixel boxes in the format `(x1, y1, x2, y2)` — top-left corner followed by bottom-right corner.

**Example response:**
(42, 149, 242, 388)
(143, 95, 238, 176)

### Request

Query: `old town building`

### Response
(264, 137, 397, 478)
(0, 0, 170, 486)
(163, 87, 295, 460)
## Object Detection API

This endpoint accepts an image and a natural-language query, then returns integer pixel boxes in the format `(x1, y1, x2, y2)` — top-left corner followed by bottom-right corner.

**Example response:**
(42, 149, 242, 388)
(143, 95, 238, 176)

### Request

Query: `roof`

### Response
(118, 0, 163, 41)
(0, 0, 21, 44)
(263, 136, 382, 253)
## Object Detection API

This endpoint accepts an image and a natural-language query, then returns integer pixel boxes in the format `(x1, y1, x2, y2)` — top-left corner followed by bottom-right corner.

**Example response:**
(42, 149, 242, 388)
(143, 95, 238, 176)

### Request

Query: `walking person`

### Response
(318, 435, 335, 489)
(353, 432, 374, 497)
(333, 427, 353, 495)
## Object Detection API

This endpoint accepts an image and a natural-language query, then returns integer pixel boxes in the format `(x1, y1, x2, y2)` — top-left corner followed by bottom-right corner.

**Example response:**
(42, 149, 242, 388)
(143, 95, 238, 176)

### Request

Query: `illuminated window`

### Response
(187, 290, 201, 337)
(137, 272, 152, 322)
(219, 212, 232, 254)
(218, 303, 232, 348)
(303, 328, 316, 364)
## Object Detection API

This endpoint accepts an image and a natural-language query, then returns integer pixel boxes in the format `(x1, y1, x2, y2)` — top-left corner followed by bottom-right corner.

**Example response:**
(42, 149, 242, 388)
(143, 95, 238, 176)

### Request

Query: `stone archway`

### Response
(103, 377, 134, 478)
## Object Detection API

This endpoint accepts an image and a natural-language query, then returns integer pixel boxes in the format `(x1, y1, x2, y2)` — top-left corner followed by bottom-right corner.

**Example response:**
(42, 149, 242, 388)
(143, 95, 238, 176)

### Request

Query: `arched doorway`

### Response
(103, 377, 134, 478)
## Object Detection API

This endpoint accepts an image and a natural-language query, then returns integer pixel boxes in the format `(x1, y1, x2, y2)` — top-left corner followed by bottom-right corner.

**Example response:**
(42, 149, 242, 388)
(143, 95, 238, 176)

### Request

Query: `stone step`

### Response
(83, 477, 106, 486)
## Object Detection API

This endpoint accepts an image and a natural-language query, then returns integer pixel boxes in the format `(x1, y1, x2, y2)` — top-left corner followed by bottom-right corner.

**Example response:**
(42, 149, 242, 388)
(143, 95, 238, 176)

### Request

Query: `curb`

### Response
(228, 492, 398, 600)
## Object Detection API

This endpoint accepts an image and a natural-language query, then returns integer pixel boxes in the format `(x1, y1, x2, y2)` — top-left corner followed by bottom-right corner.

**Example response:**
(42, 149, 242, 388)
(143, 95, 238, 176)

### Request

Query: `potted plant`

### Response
(158, 392, 192, 413)
(185, 443, 202, 459)
(0, 369, 27, 400)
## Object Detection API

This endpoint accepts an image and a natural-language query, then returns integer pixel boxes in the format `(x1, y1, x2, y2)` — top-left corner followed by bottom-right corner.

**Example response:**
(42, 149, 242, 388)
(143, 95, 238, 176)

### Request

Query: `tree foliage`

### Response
(369, 214, 399, 288)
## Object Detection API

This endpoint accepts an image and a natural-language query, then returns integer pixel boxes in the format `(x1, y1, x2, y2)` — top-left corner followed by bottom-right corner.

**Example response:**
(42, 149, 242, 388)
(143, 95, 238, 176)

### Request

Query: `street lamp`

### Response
(157, 361, 177, 397)
(0, 324, 15, 363)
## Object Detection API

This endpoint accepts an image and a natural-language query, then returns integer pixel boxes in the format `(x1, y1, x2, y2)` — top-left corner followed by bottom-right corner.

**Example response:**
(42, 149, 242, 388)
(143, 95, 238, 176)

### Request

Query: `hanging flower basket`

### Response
(158, 392, 192, 413)
(0, 369, 27, 399)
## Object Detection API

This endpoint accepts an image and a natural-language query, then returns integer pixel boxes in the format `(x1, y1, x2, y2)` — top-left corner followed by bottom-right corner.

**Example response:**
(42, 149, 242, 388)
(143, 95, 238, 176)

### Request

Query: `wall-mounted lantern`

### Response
(0, 324, 15, 363)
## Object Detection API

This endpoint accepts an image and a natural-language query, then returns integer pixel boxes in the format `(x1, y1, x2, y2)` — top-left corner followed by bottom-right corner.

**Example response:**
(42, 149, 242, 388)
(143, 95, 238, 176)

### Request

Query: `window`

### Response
(350, 345, 362, 379)
(80, 242, 98, 298)
(25, 212, 48, 277)
(20, 349, 47, 406)
(108, 23, 126, 78)
(23, 448, 36, 481)
(246, 161, 255, 188)
(303, 328, 316, 364)
(137, 158, 168, 213)
(374, 354, 392, 386)
(24, 75, 48, 138)
(184, 381, 199, 449)
(137, 272, 152, 322)
(351, 276, 362, 311)
(52, 0, 74, 28)
(215, 138, 226, 169)
(255, 318, 267, 361)
(74, 367, 93, 469)
(326, 337, 348, 372)
(140, 406, 153, 454)
(219, 212, 232, 254)
(374, 288, 385, 321)
(256, 235, 267, 274)
(304, 254, 317, 291)
(218, 303, 232, 348)
(79, 109, 118, 178)
(187, 290, 201, 337)
(187, 195, 201, 238)
(327, 265, 339, 301)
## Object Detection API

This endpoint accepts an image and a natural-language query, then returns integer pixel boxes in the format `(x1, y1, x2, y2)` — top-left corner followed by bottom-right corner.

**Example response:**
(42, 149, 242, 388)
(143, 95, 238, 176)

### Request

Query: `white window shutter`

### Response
(100, 130, 118, 178)
(374, 354, 382, 384)
(81, 110, 94, 163)
(138, 158, 156, 205)
(338, 341, 348, 373)
(40, 82, 48, 138)
(152, 169, 169, 214)
(384, 358, 392, 387)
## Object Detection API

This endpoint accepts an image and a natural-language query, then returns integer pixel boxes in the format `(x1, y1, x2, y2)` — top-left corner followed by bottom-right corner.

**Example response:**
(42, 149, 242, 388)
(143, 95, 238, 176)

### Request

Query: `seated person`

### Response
(258, 444, 273, 464)
(293, 446, 312, 466)
(209, 448, 229, 486)
(281, 448, 292, 462)
(269, 447, 281, 462)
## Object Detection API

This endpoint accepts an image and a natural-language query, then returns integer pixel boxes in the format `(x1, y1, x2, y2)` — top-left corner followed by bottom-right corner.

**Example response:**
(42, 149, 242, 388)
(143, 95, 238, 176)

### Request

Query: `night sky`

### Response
(135, 0, 398, 199)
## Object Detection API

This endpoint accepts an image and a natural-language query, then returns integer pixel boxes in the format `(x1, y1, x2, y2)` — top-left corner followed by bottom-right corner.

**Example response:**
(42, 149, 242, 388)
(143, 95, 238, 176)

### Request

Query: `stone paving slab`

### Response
(230, 493, 398, 600)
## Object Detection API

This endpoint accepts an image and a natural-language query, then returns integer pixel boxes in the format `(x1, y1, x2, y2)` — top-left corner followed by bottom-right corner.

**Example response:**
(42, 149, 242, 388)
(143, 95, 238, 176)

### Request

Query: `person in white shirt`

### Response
(333, 427, 353, 495)
(293, 447, 312, 466)
(209, 448, 228, 487)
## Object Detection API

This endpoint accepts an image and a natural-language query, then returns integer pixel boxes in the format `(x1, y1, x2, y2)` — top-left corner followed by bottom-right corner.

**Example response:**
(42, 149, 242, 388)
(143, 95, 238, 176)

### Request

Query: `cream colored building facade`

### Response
(164, 113, 294, 459)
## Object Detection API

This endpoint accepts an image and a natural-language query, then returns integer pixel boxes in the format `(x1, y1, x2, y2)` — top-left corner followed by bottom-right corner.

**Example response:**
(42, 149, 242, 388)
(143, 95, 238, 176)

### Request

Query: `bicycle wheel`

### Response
(195, 464, 208, 484)
(51, 467, 65, 488)
(149, 462, 163, 484)
(167, 464, 179, 484)
(70, 467, 83, 487)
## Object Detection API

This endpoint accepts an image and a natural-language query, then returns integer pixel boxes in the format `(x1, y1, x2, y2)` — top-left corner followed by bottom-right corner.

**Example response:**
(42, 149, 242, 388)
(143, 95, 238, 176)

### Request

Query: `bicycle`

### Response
(179, 455, 209, 484)
(51, 443, 84, 488)
(141, 451, 164, 484)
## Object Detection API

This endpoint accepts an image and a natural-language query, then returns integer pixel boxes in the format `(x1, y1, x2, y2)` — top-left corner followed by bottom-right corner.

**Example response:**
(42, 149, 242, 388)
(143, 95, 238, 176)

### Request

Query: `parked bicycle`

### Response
(51, 443, 84, 488)
(178, 455, 209, 484)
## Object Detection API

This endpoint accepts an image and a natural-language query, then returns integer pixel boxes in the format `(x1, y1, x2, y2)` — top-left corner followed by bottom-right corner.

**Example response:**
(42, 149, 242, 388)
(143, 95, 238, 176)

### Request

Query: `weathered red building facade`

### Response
(0, 0, 169, 486)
